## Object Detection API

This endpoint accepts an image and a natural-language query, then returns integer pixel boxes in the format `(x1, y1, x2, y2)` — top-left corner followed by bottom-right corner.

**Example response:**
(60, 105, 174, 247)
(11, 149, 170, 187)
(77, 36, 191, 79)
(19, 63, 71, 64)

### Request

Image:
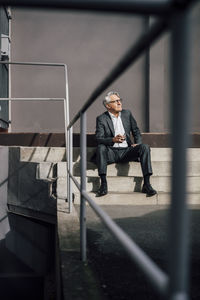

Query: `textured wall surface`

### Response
(10, 5, 200, 133)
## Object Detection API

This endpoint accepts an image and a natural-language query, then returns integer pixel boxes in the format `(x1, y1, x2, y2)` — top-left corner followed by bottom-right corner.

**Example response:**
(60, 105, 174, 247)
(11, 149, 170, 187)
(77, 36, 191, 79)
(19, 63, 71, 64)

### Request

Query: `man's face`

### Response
(106, 94, 122, 113)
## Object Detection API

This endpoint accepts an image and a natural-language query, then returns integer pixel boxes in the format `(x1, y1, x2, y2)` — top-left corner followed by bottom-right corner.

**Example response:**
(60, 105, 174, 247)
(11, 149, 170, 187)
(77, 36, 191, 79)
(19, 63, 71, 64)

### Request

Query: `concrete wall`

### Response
(0, 146, 56, 276)
(10, 5, 200, 133)
(7, 147, 57, 220)
(6, 213, 55, 274)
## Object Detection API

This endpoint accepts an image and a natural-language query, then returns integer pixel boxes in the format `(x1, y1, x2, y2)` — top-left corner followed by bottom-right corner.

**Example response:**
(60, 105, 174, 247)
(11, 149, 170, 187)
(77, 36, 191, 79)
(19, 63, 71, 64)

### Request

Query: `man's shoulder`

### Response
(96, 111, 109, 121)
(121, 109, 132, 116)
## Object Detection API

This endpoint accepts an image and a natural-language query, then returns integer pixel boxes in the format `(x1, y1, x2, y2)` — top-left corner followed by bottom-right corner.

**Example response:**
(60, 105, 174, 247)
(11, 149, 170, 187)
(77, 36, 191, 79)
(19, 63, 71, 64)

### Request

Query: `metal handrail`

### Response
(0, 0, 195, 298)
(0, 117, 11, 126)
(0, 61, 67, 67)
(65, 1, 194, 300)
(65, 13, 170, 300)
(0, 0, 194, 15)
(65, 11, 170, 297)
(0, 98, 64, 101)
(0, 60, 73, 212)
(68, 168, 169, 295)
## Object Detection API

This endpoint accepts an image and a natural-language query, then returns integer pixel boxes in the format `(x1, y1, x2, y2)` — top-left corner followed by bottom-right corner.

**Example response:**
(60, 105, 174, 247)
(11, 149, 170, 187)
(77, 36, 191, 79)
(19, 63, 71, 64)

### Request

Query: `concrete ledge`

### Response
(57, 199, 103, 300)
(57, 200, 80, 251)
(0, 133, 199, 147)
(8, 204, 56, 224)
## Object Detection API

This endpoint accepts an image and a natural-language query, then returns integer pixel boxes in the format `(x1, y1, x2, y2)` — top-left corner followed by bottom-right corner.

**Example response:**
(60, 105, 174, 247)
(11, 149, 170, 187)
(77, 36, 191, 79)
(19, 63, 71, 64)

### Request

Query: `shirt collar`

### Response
(108, 111, 121, 119)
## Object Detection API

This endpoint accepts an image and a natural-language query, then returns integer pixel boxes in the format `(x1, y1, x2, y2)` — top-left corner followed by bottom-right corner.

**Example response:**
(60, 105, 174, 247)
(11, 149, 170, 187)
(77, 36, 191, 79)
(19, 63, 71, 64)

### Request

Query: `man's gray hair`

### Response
(103, 91, 120, 108)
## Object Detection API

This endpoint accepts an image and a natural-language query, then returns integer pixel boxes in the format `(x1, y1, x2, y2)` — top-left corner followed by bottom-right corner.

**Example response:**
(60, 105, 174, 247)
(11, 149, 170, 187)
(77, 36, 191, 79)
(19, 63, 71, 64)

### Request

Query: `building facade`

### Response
(0, 5, 200, 133)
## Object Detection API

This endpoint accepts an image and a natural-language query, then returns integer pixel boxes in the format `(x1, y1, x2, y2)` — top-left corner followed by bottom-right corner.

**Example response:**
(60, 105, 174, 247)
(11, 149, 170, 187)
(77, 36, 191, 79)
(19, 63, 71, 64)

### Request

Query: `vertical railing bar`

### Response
(80, 112, 87, 262)
(8, 13, 12, 132)
(63, 97, 69, 203)
(169, 8, 192, 300)
(69, 126, 73, 213)
(67, 129, 70, 209)
(64, 65, 72, 212)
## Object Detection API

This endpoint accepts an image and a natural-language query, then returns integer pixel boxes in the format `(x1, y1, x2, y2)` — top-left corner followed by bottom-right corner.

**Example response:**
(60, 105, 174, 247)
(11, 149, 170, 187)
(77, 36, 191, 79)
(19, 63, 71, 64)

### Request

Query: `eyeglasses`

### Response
(109, 99, 122, 104)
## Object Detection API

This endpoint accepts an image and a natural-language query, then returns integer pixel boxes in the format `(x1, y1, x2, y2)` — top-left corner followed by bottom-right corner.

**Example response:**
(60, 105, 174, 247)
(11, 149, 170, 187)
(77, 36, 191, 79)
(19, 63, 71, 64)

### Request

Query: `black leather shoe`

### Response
(142, 184, 157, 197)
(96, 183, 108, 197)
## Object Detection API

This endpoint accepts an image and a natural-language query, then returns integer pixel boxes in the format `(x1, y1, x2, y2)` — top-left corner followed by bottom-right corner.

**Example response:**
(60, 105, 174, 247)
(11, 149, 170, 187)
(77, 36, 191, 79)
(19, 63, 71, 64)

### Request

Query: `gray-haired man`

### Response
(95, 91, 157, 197)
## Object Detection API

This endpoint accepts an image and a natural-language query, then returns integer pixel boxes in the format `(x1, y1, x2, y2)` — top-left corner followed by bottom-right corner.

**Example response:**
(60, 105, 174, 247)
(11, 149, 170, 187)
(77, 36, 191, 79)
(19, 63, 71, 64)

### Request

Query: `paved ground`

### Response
(75, 204, 200, 300)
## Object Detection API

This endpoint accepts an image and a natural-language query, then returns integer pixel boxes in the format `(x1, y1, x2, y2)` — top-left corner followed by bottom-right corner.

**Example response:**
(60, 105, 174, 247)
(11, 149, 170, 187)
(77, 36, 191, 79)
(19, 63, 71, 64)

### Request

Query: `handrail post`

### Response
(0, 60, 74, 211)
(80, 111, 87, 262)
(63, 98, 70, 208)
(69, 126, 73, 213)
(64, 64, 72, 212)
(169, 8, 192, 300)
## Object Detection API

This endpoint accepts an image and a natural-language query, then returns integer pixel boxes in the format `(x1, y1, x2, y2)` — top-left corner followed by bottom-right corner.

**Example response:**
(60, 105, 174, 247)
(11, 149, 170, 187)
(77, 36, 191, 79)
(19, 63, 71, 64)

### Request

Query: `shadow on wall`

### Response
(0, 211, 57, 300)
(6, 147, 57, 218)
(0, 237, 44, 300)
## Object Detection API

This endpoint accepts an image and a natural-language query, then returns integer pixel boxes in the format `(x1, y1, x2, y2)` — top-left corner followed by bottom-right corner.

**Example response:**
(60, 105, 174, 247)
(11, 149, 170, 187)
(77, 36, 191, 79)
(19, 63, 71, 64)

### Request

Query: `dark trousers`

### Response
(96, 144, 152, 177)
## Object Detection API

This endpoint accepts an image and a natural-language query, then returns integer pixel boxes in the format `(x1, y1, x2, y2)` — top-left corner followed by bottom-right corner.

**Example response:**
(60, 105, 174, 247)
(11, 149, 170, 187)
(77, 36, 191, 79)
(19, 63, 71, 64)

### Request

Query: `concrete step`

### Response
(36, 162, 55, 181)
(19, 146, 94, 162)
(14, 146, 200, 207)
(56, 160, 200, 177)
(19, 146, 200, 163)
(56, 176, 200, 198)
(72, 191, 200, 205)
(20, 147, 67, 162)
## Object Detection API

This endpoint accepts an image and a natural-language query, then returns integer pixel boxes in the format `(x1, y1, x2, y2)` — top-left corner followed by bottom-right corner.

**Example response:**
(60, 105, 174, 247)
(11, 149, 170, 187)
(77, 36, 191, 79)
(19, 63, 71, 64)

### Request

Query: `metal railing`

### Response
(0, 0, 197, 299)
(0, 117, 11, 126)
(0, 60, 73, 212)
(65, 1, 196, 299)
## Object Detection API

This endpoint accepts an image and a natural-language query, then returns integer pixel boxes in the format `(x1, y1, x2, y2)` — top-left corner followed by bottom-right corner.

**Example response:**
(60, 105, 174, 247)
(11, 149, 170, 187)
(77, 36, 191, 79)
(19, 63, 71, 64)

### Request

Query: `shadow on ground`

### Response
(82, 205, 200, 300)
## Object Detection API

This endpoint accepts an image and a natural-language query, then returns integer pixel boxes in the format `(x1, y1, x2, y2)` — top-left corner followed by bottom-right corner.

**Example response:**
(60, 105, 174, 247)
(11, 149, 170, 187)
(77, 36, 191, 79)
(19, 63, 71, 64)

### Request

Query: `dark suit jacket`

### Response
(95, 109, 142, 146)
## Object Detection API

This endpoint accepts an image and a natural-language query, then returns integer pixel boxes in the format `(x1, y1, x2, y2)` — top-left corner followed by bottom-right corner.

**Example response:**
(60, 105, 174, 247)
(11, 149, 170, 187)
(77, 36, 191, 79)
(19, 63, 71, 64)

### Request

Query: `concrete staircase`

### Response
(4, 146, 200, 300)
(55, 147, 200, 205)
(8, 146, 200, 208)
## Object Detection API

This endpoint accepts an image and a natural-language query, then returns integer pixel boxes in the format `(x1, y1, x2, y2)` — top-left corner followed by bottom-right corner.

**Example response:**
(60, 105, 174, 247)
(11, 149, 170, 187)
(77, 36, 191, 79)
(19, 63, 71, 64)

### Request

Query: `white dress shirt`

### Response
(109, 112, 128, 148)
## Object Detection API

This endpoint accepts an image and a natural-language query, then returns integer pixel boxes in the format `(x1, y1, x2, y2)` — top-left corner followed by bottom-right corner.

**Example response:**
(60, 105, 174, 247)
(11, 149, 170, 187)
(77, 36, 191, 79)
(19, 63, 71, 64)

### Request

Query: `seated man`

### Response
(95, 91, 157, 197)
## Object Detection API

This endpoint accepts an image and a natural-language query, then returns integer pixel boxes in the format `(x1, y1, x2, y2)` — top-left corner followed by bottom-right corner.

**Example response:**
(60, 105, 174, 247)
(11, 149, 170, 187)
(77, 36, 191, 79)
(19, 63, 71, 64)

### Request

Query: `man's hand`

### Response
(131, 144, 138, 147)
(112, 134, 125, 143)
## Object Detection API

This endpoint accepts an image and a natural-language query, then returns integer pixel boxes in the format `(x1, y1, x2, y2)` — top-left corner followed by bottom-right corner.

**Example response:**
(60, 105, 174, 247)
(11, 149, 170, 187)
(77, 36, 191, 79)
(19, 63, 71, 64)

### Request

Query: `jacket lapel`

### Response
(121, 110, 128, 134)
(105, 112, 115, 136)
(121, 110, 131, 144)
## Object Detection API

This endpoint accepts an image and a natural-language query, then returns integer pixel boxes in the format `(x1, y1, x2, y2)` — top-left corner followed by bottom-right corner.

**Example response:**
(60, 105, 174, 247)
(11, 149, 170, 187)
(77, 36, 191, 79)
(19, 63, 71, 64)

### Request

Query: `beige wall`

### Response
(10, 6, 200, 133)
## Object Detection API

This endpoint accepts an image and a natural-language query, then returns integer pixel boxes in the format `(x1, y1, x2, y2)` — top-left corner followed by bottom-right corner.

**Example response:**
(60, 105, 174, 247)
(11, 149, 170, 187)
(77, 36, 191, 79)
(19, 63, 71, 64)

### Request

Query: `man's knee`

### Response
(139, 143, 150, 153)
(97, 144, 107, 154)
